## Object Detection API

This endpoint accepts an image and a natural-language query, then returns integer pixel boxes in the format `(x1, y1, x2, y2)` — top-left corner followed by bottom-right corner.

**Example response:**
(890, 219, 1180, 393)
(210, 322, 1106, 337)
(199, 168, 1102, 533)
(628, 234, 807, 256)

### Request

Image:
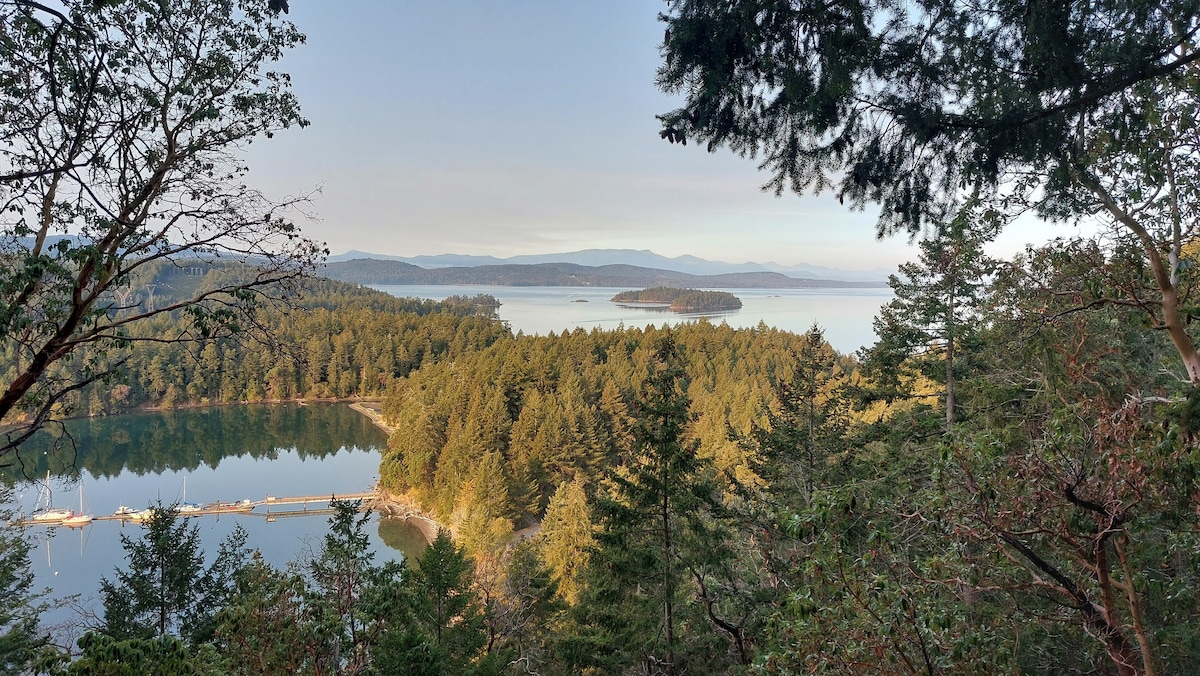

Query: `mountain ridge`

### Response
(326, 248, 890, 282)
(321, 259, 887, 289)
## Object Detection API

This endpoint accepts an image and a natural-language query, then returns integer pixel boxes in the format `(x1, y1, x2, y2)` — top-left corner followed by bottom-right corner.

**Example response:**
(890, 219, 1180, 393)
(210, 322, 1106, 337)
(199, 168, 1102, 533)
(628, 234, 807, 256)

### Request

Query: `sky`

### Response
(243, 1, 1066, 273)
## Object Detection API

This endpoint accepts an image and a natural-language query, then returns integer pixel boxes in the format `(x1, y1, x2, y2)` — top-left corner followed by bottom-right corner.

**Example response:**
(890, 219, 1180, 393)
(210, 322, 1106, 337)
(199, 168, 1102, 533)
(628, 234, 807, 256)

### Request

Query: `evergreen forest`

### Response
(610, 288, 743, 312)
(6, 0, 1200, 673)
(5, 222, 1200, 673)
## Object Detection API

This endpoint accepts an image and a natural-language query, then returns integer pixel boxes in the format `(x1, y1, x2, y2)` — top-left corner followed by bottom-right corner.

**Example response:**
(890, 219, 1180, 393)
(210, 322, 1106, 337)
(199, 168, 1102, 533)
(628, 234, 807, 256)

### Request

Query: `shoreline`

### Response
(344, 402, 447, 543)
(346, 401, 545, 547)
(347, 401, 395, 435)
(14, 398, 505, 549)
(1, 396, 375, 430)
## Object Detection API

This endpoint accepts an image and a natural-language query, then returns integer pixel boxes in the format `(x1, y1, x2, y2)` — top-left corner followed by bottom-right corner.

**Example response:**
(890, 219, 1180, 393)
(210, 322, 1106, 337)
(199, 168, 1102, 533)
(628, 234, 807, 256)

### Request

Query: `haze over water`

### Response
(375, 285, 894, 354)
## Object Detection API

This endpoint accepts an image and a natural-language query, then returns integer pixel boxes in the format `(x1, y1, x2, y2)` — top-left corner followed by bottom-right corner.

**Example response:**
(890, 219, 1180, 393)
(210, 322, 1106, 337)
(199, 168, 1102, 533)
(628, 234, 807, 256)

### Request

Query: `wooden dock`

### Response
(9, 489, 378, 527)
(252, 491, 376, 509)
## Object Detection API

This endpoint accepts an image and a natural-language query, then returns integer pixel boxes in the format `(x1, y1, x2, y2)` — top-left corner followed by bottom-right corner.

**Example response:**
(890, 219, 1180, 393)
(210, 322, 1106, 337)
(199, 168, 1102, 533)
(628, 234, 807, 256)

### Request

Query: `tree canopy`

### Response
(657, 0, 1200, 235)
(0, 0, 323, 459)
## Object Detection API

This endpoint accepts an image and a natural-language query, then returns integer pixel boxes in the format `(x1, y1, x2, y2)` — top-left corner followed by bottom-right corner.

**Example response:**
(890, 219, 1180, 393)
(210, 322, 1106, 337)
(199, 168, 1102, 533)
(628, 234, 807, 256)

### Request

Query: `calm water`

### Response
(374, 285, 893, 354)
(4, 404, 429, 634)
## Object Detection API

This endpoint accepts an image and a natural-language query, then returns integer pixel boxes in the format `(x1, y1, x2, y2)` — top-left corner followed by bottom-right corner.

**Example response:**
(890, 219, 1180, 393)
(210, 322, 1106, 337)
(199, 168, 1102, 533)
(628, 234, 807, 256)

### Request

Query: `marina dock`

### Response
(9, 489, 378, 527)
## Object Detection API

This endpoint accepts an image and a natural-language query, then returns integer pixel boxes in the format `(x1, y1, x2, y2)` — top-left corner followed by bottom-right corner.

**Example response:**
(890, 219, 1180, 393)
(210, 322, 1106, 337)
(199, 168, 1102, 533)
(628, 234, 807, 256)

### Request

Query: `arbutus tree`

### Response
(0, 0, 325, 462)
(657, 0, 1200, 387)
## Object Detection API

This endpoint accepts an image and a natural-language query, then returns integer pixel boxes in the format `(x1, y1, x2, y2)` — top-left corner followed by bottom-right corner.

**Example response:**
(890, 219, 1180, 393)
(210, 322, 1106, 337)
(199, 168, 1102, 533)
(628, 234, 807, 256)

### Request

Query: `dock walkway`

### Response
(10, 490, 378, 527)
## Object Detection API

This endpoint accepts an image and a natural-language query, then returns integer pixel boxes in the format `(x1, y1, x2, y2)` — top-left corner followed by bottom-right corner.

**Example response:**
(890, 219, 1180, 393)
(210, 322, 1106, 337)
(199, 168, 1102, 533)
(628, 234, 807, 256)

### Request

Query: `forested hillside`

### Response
(377, 321, 856, 539)
(0, 278, 510, 417)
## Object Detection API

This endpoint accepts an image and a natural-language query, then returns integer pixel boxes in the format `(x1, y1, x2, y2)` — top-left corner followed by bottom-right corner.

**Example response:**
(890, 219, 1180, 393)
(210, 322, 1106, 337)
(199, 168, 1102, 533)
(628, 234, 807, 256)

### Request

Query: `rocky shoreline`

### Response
(347, 401, 444, 543)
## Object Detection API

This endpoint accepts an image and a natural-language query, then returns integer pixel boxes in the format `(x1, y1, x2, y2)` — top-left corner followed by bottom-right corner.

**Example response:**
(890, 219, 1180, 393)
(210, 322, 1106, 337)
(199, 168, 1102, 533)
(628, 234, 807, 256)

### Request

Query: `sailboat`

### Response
(30, 471, 72, 523)
(62, 483, 93, 527)
(178, 476, 201, 514)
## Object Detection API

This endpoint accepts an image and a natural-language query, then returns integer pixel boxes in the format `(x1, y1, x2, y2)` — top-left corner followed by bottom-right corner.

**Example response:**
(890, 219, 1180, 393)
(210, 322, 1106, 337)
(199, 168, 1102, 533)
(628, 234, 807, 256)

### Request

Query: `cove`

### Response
(3, 403, 428, 633)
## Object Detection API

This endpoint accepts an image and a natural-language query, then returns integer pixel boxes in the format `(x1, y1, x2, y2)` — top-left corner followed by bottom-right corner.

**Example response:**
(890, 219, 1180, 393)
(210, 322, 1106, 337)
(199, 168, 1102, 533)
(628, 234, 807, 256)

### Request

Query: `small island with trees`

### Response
(611, 287, 743, 313)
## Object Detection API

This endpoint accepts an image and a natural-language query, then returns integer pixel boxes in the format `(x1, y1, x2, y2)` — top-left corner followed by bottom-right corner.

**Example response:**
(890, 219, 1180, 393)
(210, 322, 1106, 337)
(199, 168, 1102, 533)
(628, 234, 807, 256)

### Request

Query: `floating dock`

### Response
(9, 489, 378, 527)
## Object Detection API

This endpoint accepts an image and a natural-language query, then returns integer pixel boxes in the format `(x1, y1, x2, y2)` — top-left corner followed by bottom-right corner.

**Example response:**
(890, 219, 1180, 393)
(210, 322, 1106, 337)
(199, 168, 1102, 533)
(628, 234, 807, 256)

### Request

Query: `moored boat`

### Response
(62, 484, 93, 526)
(30, 508, 72, 523)
(62, 512, 92, 527)
(178, 477, 202, 514)
(29, 472, 71, 523)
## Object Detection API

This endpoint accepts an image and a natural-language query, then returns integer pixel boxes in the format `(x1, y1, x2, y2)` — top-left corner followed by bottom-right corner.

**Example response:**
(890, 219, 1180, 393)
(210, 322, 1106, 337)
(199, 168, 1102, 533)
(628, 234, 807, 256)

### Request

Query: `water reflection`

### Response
(3, 403, 387, 483)
(377, 518, 434, 564)
(6, 403, 425, 633)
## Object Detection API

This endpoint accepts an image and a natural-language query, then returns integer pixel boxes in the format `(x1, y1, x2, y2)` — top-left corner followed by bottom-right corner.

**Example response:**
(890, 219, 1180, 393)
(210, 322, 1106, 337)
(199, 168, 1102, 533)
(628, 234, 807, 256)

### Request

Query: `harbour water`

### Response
(373, 284, 893, 354)
(5, 403, 428, 635)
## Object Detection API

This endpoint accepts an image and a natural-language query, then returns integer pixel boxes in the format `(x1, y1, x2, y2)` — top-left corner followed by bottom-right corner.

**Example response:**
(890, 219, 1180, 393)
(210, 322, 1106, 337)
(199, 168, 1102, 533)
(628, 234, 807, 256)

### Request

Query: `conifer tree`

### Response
(539, 478, 595, 606)
(568, 332, 728, 674)
(0, 498, 49, 673)
(863, 208, 996, 427)
(391, 529, 491, 674)
(98, 503, 249, 645)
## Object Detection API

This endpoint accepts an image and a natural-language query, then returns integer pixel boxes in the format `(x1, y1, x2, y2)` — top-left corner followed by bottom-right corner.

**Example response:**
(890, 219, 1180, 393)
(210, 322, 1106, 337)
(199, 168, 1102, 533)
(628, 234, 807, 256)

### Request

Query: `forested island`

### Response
(611, 286, 743, 312)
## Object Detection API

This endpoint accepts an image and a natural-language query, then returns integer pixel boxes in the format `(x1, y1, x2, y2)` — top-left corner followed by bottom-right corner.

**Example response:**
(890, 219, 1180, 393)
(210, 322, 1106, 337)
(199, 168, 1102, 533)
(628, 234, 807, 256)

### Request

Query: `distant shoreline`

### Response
(322, 257, 888, 289)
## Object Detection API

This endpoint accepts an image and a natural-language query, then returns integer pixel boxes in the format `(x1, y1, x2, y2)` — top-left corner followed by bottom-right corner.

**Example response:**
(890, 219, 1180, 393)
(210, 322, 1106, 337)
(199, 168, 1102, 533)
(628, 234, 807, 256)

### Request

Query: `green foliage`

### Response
(0, 280, 511, 428)
(66, 634, 225, 676)
(212, 558, 319, 676)
(657, 0, 1200, 235)
(383, 529, 490, 674)
(0, 495, 51, 675)
(610, 287, 742, 312)
(379, 321, 825, 528)
(98, 503, 249, 646)
(565, 332, 735, 674)
(475, 540, 564, 674)
(539, 478, 595, 606)
(213, 501, 415, 675)
(861, 208, 997, 425)
(939, 257, 1200, 673)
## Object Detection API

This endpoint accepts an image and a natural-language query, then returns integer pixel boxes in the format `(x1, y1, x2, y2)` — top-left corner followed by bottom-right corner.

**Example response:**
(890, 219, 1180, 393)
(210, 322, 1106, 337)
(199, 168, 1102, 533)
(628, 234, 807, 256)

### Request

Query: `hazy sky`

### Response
(244, 1, 1061, 272)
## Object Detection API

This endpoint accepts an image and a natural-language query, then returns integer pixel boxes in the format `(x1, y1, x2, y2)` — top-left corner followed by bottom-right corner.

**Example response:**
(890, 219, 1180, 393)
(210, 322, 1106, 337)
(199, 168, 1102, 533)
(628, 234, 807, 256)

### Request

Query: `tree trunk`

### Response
(945, 319, 955, 429)
(1082, 174, 1200, 384)
(661, 459, 675, 676)
(1116, 534, 1157, 676)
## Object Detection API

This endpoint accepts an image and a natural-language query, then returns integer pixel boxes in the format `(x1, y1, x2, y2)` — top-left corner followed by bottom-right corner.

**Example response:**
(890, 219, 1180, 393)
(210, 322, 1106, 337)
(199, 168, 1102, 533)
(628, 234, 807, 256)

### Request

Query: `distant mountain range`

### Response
(325, 248, 892, 283)
(321, 258, 888, 289)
